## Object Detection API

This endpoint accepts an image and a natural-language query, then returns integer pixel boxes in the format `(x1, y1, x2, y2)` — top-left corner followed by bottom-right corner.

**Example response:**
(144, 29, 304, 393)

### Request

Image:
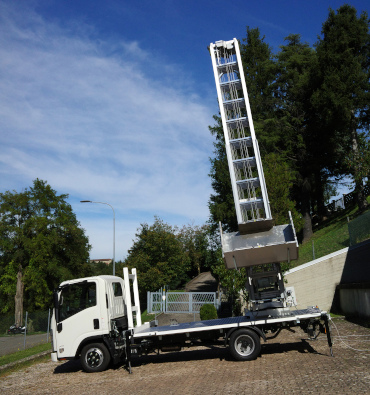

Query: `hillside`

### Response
(290, 197, 370, 269)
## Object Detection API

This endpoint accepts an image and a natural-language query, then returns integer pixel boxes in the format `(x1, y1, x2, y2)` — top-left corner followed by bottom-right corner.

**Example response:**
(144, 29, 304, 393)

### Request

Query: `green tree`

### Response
(263, 153, 303, 231)
(272, 34, 317, 241)
(178, 223, 212, 277)
(209, 248, 248, 316)
(124, 217, 191, 296)
(89, 260, 113, 276)
(314, 5, 370, 211)
(241, 27, 276, 121)
(0, 179, 91, 313)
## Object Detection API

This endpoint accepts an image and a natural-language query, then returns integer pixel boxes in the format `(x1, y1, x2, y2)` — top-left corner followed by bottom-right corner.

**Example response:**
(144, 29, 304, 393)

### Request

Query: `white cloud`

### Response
(0, 2, 216, 260)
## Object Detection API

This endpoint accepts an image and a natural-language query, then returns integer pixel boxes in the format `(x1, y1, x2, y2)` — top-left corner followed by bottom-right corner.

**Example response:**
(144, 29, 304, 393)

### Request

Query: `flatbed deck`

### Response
(133, 307, 324, 338)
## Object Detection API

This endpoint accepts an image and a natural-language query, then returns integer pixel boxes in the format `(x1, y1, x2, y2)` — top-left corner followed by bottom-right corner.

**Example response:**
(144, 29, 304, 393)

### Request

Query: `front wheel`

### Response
(229, 329, 261, 361)
(80, 343, 111, 373)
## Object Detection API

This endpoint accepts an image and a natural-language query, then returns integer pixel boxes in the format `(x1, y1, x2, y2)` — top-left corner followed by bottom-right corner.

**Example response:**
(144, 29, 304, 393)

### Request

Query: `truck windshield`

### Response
(59, 281, 96, 322)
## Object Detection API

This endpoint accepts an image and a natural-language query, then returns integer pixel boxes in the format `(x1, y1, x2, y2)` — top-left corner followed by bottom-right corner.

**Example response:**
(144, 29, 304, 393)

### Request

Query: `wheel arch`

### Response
(225, 326, 266, 346)
(75, 336, 112, 359)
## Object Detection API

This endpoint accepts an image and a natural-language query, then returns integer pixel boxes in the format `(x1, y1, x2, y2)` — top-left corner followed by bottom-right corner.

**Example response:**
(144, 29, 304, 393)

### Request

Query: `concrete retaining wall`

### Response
(285, 240, 370, 315)
(285, 248, 348, 311)
(338, 284, 370, 317)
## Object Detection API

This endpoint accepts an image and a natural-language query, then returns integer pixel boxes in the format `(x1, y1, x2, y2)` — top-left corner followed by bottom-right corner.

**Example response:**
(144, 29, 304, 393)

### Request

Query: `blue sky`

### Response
(1, 0, 368, 261)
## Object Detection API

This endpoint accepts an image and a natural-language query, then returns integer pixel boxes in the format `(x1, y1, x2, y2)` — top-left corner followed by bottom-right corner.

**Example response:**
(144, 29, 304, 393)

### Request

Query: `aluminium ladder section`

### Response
(210, 38, 273, 234)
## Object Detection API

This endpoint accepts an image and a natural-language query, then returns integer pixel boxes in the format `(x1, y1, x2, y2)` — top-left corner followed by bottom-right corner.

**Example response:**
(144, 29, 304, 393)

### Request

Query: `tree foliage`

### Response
(177, 223, 213, 277)
(0, 179, 91, 313)
(263, 153, 303, 231)
(124, 217, 191, 295)
(271, 34, 317, 240)
(314, 4, 370, 211)
(208, 5, 370, 243)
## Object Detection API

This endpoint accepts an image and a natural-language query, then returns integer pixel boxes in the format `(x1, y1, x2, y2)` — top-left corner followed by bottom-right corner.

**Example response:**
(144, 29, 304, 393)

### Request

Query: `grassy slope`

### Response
(0, 343, 51, 367)
(291, 197, 370, 269)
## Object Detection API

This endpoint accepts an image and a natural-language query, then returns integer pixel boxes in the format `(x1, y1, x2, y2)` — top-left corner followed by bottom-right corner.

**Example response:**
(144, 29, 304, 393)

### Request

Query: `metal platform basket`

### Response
(220, 212, 299, 268)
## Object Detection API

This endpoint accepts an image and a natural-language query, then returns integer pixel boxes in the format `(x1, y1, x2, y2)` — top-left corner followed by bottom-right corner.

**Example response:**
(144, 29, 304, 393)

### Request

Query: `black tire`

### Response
(229, 329, 261, 361)
(80, 343, 111, 373)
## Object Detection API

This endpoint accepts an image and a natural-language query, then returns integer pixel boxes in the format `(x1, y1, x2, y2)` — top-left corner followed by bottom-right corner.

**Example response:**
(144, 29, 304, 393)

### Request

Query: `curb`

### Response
(0, 350, 50, 372)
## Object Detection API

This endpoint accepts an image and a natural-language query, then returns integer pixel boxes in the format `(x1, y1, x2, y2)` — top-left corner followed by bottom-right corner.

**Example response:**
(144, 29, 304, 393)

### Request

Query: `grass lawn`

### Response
(0, 343, 51, 368)
(141, 309, 156, 323)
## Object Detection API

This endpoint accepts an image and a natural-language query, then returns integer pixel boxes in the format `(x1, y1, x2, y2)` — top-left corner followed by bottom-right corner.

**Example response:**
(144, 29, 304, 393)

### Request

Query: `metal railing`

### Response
(326, 183, 370, 212)
(0, 309, 51, 355)
(147, 291, 219, 314)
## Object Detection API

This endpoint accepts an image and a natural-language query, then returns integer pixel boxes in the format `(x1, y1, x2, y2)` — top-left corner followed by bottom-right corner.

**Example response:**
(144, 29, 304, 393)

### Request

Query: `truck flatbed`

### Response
(133, 307, 324, 338)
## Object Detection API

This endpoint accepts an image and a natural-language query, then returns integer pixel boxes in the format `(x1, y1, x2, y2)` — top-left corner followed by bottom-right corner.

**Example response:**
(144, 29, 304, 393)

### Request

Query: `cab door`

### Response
(54, 280, 106, 358)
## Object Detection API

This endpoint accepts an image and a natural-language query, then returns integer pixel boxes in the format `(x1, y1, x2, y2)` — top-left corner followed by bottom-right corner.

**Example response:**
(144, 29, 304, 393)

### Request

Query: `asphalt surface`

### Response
(0, 333, 49, 357)
(184, 272, 218, 292)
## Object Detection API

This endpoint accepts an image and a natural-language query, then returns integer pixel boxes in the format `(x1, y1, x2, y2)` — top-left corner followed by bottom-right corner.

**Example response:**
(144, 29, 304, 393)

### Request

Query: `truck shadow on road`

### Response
(261, 339, 327, 356)
(53, 359, 82, 374)
(126, 339, 327, 370)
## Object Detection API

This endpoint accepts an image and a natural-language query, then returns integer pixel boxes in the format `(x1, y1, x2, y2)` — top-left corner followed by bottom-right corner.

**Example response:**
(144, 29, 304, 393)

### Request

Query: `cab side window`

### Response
(112, 282, 123, 297)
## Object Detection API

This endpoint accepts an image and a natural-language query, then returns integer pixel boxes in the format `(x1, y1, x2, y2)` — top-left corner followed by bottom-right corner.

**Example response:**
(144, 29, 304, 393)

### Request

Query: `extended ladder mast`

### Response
(209, 38, 272, 234)
(210, 39, 299, 310)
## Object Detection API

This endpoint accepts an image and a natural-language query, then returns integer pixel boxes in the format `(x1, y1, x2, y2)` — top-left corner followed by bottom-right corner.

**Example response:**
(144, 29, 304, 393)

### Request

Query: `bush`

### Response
(200, 304, 218, 320)
(0, 314, 14, 335)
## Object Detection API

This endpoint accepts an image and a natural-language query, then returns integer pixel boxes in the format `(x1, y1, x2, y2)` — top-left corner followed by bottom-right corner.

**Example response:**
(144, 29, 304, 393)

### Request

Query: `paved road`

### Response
(1, 318, 369, 394)
(0, 333, 49, 357)
(184, 272, 218, 292)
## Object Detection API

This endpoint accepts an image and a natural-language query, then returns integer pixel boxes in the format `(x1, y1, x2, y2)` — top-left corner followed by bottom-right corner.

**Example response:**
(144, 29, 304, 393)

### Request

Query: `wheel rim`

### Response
(85, 347, 104, 369)
(234, 334, 255, 356)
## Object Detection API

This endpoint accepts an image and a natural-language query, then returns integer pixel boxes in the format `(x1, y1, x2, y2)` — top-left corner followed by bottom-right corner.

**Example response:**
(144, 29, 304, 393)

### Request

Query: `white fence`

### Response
(147, 291, 218, 314)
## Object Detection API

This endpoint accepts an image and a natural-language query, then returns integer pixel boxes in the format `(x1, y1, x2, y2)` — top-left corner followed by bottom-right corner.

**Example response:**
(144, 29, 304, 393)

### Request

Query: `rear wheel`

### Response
(229, 329, 261, 361)
(80, 343, 111, 373)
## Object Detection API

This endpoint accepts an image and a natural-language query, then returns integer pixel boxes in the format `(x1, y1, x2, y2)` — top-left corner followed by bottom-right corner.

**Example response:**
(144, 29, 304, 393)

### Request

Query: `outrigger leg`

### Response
(323, 313, 334, 357)
(125, 331, 132, 374)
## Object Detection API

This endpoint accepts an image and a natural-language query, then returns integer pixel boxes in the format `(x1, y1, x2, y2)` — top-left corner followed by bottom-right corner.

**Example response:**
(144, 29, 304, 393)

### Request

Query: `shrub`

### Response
(200, 304, 217, 320)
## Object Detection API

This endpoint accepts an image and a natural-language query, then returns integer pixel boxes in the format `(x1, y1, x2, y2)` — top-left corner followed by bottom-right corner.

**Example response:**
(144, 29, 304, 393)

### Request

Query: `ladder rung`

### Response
(230, 137, 252, 148)
(236, 178, 260, 188)
(233, 157, 256, 168)
(217, 60, 238, 72)
(223, 98, 245, 110)
(226, 117, 248, 129)
(240, 198, 264, 209)
(220, 79, 242, 91)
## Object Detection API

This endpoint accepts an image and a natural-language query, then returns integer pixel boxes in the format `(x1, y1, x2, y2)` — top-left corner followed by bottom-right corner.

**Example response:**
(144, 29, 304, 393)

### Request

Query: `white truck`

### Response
(50, 267, 333, 373)
(50, 38, 334, 372)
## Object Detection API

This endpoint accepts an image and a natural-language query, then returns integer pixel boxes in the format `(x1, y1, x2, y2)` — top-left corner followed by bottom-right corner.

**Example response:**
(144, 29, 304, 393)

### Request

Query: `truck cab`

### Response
(51, 274, 130, 371)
